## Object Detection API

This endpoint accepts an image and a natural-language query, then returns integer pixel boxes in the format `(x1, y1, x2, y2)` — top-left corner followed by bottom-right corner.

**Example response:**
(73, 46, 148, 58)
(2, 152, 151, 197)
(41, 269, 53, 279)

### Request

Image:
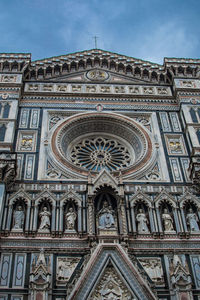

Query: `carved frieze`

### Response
(0, 74, 22, 84)
(174, 79, 200, 90)
(24, 82, 172, 97)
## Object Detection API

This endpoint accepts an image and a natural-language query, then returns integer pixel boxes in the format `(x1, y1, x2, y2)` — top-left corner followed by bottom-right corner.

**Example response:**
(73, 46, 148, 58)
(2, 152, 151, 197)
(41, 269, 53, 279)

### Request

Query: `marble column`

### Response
(149, 207, 155, 232)
(33, 206, 38, 231)
(180, 208, 188, 232)
(25, 205, 31, 232)
(156, 207, 163, 232)
(51, 205, 56, 232)
(59, 206, 64, 232)
(130, 206, 136, 233)
(78, 206, 82, 232)
(6, 204, 12, 230)
(173, 208, 180, 233)
(87, 198, 95, 235)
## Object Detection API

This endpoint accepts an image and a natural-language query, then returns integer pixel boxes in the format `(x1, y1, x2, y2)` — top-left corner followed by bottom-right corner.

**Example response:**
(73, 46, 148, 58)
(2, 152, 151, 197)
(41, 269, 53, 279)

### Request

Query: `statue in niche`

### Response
(98, 201, 116, 229)
(13, 205, 24, 230)
(136, 209, 150, 233)
(39, 207, 51, 231)
(162, 208, 175, 232)
(65, 207, 77, 231)
(186, 208, 199, 232)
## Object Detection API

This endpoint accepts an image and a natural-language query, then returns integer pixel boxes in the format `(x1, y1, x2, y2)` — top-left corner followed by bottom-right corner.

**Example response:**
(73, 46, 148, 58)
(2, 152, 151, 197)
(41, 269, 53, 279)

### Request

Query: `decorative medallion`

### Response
(86, 69, 109, 81)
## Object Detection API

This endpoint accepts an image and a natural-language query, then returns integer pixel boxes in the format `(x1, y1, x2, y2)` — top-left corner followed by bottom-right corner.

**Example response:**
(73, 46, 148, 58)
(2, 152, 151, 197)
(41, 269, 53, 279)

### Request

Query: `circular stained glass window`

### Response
(70, 137, 131, 172)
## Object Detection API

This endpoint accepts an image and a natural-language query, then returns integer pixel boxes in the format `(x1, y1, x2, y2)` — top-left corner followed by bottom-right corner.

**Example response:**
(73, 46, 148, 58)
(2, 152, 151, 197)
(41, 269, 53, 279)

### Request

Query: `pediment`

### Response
(90, 169, 120, 195)
(68, 244, 157, 300)
(46, 68, 153, 85)
(26, 49, 167, 85)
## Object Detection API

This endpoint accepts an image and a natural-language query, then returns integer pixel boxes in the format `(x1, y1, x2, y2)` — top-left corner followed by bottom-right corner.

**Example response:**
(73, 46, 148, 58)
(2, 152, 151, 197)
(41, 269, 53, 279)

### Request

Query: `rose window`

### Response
(49, 112, 155, 179)
(70, 137, 131, 172)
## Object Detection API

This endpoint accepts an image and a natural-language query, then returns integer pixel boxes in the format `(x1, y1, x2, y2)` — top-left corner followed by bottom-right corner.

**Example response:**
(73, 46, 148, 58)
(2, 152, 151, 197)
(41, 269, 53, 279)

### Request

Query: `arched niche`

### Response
(94, 187, 119, 235)
(63, 200, 77, 232)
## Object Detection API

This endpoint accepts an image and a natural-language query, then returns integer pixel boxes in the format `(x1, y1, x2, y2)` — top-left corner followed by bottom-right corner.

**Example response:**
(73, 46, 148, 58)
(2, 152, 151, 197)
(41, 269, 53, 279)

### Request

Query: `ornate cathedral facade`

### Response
(0, 49, 200, 300)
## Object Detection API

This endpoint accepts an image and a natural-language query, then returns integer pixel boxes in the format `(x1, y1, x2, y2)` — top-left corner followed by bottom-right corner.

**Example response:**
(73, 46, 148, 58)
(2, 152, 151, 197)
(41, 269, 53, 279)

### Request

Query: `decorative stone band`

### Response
(24, 82, 172, 97)
(48, 112, 155, 179)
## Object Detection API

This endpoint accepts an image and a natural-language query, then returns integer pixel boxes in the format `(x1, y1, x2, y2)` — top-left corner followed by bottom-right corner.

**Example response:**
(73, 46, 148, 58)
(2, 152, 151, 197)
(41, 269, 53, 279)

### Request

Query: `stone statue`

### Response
(65, 207, 77, 230)
(136, 209, 149, 233)
(13, 205, 24, 230)
(39, 207, 51, 231)
(98, 201, 115, 229)
(186, 208, 199, 232)
(162, 208, 174, 232)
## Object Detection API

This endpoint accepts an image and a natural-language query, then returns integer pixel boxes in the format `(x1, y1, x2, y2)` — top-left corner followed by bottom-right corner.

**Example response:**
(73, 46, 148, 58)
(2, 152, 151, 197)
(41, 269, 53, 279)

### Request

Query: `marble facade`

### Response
(0, 50, 199, 299)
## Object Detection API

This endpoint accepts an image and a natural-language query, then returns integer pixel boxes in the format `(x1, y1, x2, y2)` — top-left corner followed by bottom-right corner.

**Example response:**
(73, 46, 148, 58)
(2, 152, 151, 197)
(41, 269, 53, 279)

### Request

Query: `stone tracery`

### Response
(70, 136, 132, 171)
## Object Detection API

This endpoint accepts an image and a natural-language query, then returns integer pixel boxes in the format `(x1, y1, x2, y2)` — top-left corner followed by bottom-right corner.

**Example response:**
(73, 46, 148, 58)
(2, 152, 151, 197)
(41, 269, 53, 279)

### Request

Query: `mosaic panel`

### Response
(16, 131, 37, 152)
(165, 134, 187, 155)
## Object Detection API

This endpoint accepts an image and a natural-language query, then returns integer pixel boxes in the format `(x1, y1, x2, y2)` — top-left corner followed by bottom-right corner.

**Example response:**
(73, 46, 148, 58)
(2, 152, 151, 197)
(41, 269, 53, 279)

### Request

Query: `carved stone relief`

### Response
(56, 257, 80, 285)
(25, 82, 172, 97)
(1, 75, 17, 83)
(138, 258, 164, 284)
(86, 69, 109, 81)
(88, 264, 134, 299)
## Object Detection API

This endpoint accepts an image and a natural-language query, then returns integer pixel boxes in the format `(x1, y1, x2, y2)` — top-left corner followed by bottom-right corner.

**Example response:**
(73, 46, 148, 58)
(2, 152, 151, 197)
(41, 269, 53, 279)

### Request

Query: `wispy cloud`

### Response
(133, 21, 198, 64)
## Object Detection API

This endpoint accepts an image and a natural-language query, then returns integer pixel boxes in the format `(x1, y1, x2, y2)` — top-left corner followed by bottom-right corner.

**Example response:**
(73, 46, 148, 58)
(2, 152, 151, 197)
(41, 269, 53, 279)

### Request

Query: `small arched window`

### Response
(190, 108, 198, 123)
(3, 103, 10, 118)
(0, 124, 6, 141)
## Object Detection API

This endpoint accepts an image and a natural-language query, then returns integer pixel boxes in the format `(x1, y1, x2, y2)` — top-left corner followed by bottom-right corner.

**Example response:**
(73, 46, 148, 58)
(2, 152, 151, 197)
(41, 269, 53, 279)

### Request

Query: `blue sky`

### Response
(0, 0, 199, 64)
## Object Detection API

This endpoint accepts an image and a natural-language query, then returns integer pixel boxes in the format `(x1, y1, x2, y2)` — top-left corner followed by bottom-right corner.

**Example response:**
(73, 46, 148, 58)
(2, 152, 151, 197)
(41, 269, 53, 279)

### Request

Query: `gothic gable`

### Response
(68, 244, 157, 300)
